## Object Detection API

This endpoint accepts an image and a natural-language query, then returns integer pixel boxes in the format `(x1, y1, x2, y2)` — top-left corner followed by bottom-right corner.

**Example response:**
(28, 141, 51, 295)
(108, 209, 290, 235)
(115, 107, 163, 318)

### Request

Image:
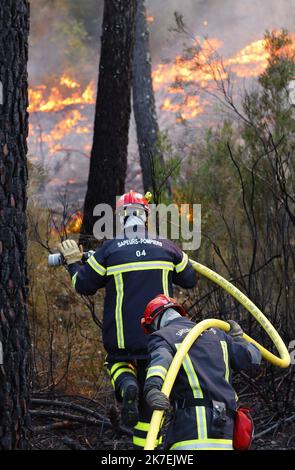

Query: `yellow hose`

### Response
(190, 261, 290, 368)
(144, 261, 290, 450)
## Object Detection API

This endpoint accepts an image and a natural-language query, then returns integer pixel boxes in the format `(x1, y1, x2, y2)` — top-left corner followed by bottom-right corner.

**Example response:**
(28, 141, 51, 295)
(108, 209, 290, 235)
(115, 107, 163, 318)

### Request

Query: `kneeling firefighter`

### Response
(142, 295, 262, 450)
(57, 191, 196, 448)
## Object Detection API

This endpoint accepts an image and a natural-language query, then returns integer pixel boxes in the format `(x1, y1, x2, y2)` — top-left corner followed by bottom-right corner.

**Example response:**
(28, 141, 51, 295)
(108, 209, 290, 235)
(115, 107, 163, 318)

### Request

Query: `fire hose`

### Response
(144, 260, 291, 450)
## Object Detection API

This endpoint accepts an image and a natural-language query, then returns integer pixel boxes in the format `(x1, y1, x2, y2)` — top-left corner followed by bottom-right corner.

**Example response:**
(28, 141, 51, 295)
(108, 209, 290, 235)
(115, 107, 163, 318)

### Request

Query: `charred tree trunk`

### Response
(80, 0, 137, 246)
(133, 0, 170, 194)
(0, 0, 31, 450)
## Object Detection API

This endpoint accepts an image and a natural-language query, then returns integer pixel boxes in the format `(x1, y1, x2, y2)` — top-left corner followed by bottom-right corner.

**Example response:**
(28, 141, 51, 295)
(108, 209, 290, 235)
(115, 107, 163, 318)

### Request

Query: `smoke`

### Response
(28, 0, 102, 84)
(27, 0, 295, 202)
(147, 0, 295, 60)
(28, 0, 295, 83)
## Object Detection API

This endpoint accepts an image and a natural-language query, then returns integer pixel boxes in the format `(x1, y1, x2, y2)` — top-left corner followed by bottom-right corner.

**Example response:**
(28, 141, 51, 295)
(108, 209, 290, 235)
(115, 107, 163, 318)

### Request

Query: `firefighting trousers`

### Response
(105, 357, 156, 448)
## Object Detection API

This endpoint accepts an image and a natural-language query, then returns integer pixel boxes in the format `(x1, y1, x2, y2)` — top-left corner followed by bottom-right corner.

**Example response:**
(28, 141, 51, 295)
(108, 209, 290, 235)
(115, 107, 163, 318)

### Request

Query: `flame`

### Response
(152, 36, 295, 120)
(153, 38, 224, 119)
(152, 38, 223, 91)
(227, 39, 269, 77)
(161, 95, 204, 121)
(146, 11, 154, 23)
(30, 108, 92, 157)
(28, 34, 295, 173)
(29, 75, 94, 160)
(45, 110, 86, 142)
(66, 211, 83, 234)
(60, 74, 80, 89)
(28, 75, 96, 113)
(179, 204, 193, 221)
(49, 211, 83, 239)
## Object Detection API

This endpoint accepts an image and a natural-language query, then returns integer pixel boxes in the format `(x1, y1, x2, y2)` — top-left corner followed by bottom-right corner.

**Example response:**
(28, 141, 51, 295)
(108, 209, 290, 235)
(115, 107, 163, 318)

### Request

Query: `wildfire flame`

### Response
(49, 211, 83, 239)
(28, 34, 295, 180)
(152, 35, 295, 120)
(28, 75, 96, 113)
(146, 10, 154, 23)
(161, 95, 204, 121)
(29, 74, 95, 161)
(227, 39, 269, 77)
(147, 15, 154, 23)
(66, 211, 83, 234)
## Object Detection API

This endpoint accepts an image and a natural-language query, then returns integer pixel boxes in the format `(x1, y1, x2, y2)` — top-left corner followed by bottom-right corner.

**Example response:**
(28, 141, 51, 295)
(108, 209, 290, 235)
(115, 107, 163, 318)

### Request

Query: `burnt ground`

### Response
(29, 392, 295, 451)
(30, 393, 134, 451)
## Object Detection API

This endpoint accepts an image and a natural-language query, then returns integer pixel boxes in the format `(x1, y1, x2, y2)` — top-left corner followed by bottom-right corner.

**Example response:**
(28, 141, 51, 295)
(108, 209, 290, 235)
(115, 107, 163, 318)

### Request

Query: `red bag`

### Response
(233, 407, 254, 450)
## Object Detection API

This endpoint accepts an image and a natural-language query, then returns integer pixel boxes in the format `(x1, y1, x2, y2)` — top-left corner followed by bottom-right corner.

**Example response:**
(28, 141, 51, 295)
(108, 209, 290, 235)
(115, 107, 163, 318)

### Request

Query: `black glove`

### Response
(145, 389, 170, 411)
(228, 320, 243, 338)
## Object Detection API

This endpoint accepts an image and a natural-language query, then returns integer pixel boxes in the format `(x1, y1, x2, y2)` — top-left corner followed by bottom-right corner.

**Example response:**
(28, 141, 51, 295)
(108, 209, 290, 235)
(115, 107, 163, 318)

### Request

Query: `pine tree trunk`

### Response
(0, 0, 31, 450)
(80, 0, 137, 246)
(133, 0, 170, 194)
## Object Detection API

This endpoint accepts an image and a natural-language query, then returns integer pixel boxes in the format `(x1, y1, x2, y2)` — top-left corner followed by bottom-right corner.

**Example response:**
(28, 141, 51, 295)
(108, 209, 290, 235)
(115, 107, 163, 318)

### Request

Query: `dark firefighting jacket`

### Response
(144, 316, 261, 450)
(67, 228, 196, 360)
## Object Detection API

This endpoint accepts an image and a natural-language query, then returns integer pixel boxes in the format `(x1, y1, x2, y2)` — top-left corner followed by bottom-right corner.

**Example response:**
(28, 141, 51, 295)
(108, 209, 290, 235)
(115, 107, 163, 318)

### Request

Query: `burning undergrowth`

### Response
(28, 32, 295, 209)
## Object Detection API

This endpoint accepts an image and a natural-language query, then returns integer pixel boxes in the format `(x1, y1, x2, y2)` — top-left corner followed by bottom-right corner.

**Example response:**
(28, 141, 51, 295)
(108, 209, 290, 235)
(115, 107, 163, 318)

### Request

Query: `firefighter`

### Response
(58, 191, 196, 448)
(141, 294, 262, 450)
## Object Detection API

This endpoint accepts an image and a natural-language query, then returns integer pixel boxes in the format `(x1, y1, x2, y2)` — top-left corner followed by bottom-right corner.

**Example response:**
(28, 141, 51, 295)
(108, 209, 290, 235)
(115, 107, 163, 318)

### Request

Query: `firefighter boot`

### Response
(121, 384, 139, 427)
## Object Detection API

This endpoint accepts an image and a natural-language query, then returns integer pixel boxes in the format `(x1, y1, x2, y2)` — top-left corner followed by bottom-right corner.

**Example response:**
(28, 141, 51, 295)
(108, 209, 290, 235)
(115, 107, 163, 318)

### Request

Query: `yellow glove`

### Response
(58, 240, 83, 265)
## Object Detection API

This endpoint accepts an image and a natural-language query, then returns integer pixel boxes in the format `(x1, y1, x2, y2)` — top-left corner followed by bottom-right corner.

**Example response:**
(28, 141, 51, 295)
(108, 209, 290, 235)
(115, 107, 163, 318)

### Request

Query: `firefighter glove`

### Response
(228, 320, 243, 338)
(145, 388, 170, 411)
(58, 240, 83, 266)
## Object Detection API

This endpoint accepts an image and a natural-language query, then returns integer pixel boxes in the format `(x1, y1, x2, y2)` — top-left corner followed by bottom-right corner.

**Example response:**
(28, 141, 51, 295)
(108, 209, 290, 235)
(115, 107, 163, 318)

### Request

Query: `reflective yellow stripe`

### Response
(71, 272, 78, 288)
(220, 341, 230, 382)
(114, 273, 125, 349)
(134, 422, 150, 432)
(170, 438, 233, 450)
(87, 255, 106, 276)
(175, 344, 207, 439)
(146, 365, 167, 381)
(133, 435, 162, 447)
(176, 344, 203, 398)
(110, 362, 128, 375)
(196, 406, 207, 440)
(107, 362, 136, 389)
(133, 436, 147, 447)
(107, 261, 174, 275)
(109, 362, 135, 376)
(112, 367, 136, 385)
(175, 252, 189, 273)
(133, 423, 162, 448)
(162, 269, 169, 295)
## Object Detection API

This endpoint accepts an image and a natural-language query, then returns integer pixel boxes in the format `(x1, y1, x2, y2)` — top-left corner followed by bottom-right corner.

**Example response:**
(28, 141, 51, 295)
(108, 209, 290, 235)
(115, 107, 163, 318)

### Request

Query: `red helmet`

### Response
(116, 190, 150, 214)
(141, 294, 187, 334)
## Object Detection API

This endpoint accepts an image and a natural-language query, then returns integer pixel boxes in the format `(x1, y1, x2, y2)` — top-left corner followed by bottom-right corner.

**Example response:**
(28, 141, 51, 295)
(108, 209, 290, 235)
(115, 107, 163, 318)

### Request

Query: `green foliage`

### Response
(54, 17, 89, 65)
(65, 0, 103, 42)
(151, 131, 182, 204)
(259, 30, 295, 92)
(30, 0, 102, 79)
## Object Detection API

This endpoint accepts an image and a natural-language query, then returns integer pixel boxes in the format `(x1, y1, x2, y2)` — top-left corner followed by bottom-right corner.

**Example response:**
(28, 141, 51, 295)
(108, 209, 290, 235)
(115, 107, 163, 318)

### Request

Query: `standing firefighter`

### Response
(58, 191, 196, 448)
(141, 295, 262, 451)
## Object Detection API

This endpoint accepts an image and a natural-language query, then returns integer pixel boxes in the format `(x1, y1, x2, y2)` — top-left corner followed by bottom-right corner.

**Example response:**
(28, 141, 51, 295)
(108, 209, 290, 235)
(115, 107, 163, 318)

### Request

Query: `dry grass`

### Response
(27, 168, 107, 397)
